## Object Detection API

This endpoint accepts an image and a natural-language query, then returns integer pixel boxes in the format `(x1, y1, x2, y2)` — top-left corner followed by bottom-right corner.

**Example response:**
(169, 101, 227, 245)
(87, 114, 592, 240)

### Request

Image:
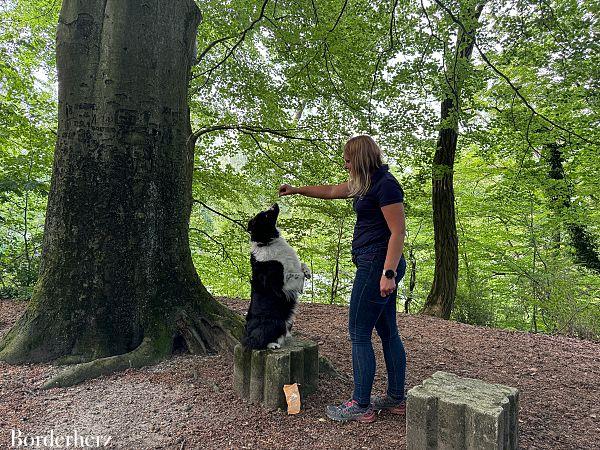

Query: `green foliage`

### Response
(0, 0, 57, 295)
(1, 0, 598, 339)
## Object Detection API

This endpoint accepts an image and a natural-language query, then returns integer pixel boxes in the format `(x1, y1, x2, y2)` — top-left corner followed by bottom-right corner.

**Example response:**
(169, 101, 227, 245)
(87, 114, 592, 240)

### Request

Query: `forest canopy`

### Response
(1, 0, 599, 338)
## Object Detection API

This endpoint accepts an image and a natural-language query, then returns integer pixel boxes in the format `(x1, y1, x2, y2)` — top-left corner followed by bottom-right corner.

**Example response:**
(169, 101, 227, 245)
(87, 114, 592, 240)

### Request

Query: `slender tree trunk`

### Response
(546, 143, 600, 273)
(0, 0, 243, 387)
(547, 143, 565, 249)
(421, 1, 485, 319)
(23, 149, 34, 283)
(404, 245, 416, 314)
(330, 218, 344, 304)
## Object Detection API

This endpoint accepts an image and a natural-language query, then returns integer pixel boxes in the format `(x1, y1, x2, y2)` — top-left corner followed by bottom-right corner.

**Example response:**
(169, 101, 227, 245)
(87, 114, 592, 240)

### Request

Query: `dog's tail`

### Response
(242, 319, 286, 350)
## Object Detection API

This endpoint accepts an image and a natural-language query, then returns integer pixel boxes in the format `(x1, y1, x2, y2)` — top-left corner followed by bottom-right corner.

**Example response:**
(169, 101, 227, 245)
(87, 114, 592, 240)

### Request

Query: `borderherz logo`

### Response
(10, 429, 112, 448)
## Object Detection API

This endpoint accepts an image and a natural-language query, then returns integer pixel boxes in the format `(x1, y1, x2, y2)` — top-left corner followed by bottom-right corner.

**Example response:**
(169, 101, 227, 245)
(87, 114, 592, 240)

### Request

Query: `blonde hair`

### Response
(344, 135, 383, 197)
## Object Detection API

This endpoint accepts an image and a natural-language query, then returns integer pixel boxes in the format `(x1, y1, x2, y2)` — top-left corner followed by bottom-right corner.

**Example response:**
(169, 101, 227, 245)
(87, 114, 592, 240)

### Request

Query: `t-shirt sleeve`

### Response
(376, 176, 404, 207)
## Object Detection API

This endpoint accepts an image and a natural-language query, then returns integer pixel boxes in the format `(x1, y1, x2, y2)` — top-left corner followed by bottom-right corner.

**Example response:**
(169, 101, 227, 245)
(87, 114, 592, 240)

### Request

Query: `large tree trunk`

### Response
(421, 2, 485, 319)
(0, 0, 243, 387)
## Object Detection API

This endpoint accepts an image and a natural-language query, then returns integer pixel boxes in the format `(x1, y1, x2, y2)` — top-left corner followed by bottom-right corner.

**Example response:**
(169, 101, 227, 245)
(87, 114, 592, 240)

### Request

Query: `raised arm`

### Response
(279, 182, 350, 200)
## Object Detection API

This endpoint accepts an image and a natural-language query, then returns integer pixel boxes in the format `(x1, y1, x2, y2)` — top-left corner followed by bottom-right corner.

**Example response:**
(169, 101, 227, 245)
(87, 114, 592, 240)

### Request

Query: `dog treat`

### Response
(283, 383, 301, 415)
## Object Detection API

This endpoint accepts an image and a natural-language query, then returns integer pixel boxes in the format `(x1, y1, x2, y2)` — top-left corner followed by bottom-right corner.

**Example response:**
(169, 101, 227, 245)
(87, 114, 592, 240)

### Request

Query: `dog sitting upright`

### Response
(242, 203, 311, 350)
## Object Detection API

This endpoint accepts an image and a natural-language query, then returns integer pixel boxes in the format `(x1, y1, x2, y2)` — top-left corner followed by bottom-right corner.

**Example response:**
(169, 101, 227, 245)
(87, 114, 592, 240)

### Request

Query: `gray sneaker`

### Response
(370, 394, 406, 414)
(325, 399, 376, 423)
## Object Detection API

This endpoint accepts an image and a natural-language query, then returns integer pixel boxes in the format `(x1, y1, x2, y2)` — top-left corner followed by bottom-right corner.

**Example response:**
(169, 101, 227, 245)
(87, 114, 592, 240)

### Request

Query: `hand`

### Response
(380, 276, 397, 297)
(279, 184, 297, 196)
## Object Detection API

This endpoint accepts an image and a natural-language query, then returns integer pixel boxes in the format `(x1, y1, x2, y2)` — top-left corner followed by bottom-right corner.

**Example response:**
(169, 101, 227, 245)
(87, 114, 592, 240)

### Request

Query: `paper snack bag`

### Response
(283, 383, 301, 414)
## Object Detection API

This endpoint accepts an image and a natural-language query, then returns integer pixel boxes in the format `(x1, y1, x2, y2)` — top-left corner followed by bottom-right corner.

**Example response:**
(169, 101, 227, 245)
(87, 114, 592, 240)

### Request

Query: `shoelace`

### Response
(343, 399, 357, 409)
(342, 399, 370, 414)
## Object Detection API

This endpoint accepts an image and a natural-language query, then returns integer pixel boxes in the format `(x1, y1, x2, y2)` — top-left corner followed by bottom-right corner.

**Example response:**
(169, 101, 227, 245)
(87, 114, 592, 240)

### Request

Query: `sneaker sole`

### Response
(374, 405, 406, 415)
(326, 411, 377, 423)
(356, 412, 376, 423)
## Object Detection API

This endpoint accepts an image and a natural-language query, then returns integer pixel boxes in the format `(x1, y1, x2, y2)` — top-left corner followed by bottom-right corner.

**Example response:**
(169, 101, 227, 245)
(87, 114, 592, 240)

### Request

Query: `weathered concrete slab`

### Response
(233, 337, 319, 410)
(407, 371, 519, 450)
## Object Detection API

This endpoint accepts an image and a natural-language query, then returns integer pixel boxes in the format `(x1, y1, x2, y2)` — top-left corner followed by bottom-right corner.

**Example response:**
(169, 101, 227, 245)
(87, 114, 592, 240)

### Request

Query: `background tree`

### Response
(421, 0, 486, 318)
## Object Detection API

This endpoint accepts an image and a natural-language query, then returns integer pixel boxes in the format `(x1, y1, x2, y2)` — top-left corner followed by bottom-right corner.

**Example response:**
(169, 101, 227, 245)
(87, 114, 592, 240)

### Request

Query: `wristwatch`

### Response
(383, 269, 396, 279)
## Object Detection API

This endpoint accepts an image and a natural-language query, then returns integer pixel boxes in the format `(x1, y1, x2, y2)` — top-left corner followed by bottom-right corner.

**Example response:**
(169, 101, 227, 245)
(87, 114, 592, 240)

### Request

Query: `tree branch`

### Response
(192, 199, 247, 231)
(311, 0, 319, 24)
(190, 227, 246, 277)
(242, 131, 309, 183)
(190, 123, 335, 146)
(431, 0, 598, 147)
(329, 0, 348, 33)
(195, 35, 238, 66)
(193, 0, 270, 79)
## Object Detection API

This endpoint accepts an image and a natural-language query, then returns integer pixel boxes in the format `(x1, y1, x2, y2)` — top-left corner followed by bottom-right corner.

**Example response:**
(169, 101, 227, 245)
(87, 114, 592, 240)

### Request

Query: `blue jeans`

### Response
(349, 250, 407, 407)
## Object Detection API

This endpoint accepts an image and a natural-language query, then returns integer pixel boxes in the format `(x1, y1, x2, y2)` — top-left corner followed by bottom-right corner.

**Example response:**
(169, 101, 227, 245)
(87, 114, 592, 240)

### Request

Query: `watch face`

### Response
(385, 269, 395, 279)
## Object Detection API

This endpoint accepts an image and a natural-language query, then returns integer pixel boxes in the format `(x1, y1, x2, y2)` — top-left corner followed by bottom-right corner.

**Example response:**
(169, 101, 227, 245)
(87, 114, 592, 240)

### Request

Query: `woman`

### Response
(278, 134, 407, 423)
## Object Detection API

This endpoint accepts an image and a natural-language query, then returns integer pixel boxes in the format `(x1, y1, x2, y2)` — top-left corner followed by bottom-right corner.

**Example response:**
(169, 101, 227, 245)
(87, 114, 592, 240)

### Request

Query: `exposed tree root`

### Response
(0, 307, 56, 364)
(1, 284, 246, 388)
(421, 299, 447, 319)
(176, 306, 242, 355)
(42, 333, 171, 389)
(52, 354, 95, 366)
(40, 306, 245, 389)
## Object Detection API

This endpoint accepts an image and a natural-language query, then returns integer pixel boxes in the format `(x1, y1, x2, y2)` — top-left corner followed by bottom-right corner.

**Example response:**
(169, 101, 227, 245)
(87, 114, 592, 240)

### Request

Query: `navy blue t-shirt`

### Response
(352, 164, 404, 252)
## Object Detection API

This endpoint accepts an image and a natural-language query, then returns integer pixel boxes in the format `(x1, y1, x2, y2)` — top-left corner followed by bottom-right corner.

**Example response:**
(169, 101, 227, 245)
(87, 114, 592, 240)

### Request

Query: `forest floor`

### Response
(1, 297, 599, 449)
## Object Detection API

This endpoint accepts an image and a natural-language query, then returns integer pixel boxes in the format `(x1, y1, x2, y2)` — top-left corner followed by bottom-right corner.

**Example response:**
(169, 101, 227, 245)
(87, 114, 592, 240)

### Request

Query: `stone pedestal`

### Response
(407, 371, 519, 450)
(233, 337, 319, 410)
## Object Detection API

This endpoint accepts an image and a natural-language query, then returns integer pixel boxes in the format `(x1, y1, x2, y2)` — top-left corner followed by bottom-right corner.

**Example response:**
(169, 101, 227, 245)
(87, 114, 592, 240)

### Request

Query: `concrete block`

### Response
(407, 371, 519, 450)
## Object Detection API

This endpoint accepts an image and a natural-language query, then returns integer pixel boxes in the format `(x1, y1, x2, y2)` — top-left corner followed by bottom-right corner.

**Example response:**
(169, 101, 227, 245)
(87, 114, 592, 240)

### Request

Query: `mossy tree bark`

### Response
(421, 1, 485, 319)
(0, 0, 243, 387)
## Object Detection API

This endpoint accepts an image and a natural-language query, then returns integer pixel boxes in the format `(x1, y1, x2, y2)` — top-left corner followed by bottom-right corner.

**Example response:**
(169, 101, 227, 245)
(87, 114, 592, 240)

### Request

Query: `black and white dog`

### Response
(242, 203, 311, 350)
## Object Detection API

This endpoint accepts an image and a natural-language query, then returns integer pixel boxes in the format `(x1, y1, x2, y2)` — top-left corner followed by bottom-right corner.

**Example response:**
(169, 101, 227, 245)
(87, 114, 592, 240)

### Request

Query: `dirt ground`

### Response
(1, 297, 599, 449)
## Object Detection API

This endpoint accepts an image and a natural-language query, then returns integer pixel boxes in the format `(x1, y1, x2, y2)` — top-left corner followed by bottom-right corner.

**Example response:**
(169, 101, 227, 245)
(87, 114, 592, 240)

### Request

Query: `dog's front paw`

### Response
(301, 262, 312, 279)
(267, 342, 281, 350)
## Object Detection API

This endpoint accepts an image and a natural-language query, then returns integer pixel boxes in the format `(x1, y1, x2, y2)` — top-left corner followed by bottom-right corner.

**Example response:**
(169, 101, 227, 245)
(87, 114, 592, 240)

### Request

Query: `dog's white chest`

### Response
(252, 238, 304, 293)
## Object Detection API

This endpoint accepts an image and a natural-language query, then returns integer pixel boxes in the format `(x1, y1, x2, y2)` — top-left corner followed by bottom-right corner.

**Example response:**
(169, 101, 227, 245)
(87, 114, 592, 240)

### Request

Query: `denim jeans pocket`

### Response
(369, 277, 394, 304)
(367, 255, 406, 304)
(353, 252, 384, 268)
(354, 254, 390, 304)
